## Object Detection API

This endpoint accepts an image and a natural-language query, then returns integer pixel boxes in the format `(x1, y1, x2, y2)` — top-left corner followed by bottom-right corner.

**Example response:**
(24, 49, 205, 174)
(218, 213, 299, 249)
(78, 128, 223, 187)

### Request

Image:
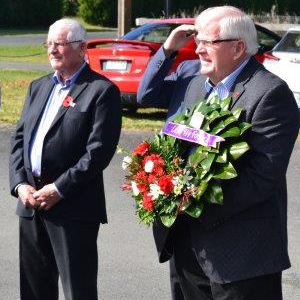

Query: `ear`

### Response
(80, 42, 87, 57)
(233, 40, 246, 60)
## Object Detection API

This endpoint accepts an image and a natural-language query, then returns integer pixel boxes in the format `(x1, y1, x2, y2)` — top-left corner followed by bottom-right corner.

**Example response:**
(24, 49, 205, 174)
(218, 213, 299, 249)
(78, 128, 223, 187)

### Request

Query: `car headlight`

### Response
(293, 92, 300, 109)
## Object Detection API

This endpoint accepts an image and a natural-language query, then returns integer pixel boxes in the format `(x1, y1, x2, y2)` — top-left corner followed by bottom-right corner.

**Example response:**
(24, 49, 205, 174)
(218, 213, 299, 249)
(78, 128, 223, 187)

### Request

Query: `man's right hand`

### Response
(17, 184, 39, 209)
(163, 24, 197, 57)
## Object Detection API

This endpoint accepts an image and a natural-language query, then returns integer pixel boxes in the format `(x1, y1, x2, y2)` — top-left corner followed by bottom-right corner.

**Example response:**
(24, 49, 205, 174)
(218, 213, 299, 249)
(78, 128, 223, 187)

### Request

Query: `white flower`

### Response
(122, 156, 132, 170)
(149, 184, 164, 199)
(131, 181, 140, 196)
(173, 184, 183, 195)
(144, 160, 154, 173)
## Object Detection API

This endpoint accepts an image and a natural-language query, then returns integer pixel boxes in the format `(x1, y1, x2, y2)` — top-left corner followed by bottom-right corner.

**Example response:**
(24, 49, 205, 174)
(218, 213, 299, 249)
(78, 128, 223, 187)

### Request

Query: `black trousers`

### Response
(19, 213, 100, 300)
(170, 219, 283, 300)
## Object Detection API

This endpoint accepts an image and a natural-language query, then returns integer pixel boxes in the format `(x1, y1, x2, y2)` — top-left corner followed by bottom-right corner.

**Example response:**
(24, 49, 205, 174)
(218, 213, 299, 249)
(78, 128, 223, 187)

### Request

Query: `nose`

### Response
(195, 43, 206, 55)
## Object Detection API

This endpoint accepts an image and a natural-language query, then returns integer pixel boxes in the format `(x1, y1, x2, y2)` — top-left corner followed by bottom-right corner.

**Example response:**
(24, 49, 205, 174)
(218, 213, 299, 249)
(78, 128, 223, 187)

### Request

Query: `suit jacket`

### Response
(137, 47, 300, 283)
(10, 64, 122, 223)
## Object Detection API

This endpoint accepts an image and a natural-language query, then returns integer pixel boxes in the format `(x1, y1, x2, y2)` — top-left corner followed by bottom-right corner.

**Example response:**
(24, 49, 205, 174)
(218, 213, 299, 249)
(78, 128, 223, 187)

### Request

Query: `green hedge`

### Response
(0, 0, 63, 28)
(78, 0, 300, 27)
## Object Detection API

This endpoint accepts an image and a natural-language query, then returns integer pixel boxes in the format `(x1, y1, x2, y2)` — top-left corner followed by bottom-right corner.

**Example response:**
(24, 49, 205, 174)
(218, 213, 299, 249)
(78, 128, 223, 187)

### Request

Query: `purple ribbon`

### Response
(163, 122, 225, 148)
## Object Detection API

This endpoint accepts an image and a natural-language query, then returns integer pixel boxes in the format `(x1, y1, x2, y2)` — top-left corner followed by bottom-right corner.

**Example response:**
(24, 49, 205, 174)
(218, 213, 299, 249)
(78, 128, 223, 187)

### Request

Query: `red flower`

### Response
(152, 166, 165, 177)
(158, 175, 174, 195)
(63, 95, 74, 107)
(133, 141, 150, 156)
(137, 183, 148, 193)
(142, 194, 154, 211)
(143, 154, 165, 172)
(148, 173, 157, 184)
(134, 170, 148, 182)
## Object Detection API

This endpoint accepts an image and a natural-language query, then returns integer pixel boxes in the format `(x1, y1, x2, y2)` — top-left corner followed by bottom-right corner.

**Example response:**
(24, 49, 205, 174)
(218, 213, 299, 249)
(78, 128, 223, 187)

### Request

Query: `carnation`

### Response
(158, 175, 174, 195)
(144, 160, 154, 173)
(133, 141, 150, 156)
(149, 184, 164, 199)
(131, 181, 140, 196)
(142, 194, 154, 211)
(122, 156, 132, 170)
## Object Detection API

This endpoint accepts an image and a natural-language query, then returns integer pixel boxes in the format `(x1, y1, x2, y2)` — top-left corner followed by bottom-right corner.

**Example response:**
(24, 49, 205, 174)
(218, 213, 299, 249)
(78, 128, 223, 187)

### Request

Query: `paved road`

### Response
(0, 124, 299, 299)
(0, 31, 118, 46)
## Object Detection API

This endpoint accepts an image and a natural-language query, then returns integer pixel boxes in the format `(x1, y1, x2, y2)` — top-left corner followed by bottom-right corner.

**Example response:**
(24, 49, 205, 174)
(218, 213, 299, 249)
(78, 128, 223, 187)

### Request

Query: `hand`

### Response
(163, 24, 197, 56)
(33, 184, 62, 211)
(17, 184, 39, 209)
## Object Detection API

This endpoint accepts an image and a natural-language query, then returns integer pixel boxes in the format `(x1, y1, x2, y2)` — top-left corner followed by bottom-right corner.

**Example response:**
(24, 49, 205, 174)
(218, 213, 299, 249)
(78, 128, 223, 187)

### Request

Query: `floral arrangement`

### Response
(120, 96, 252, 227)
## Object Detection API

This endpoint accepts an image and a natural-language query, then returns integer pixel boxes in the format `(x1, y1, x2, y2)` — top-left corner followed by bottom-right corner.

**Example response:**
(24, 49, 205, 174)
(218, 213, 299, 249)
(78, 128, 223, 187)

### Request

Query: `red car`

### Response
(86, 18, 280, 112)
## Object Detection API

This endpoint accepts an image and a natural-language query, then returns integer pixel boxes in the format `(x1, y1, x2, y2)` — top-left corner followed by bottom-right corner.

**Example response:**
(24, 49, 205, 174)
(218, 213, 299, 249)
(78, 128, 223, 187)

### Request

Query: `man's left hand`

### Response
(33, 184, 61, 210)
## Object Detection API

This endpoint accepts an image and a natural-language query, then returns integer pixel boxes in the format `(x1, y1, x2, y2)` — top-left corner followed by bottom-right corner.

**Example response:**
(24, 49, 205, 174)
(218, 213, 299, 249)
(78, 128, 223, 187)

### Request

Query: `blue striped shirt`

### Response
(205, 58, 250, 100)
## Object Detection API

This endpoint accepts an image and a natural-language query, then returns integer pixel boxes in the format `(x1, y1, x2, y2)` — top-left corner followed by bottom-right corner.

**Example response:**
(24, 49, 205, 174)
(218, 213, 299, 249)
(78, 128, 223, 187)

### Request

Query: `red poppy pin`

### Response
(232, 91, 241, 99)
(63, 96, 75, 108)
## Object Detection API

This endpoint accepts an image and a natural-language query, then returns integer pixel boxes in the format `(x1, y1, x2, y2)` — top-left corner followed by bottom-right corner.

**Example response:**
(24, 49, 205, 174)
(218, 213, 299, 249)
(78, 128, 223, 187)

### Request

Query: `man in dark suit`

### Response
(9, 19, 121, 300)
(137, 6, 299, 300)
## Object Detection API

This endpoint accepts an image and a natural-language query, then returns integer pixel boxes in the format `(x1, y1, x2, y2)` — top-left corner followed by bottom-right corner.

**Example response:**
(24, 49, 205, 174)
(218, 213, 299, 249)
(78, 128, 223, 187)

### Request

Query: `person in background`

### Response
(137, 6, 299, 300)
(9, 18, 121, 300)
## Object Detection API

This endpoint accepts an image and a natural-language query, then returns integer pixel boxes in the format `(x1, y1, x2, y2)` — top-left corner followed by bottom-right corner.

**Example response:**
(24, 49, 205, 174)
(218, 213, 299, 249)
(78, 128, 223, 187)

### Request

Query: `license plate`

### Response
(104, 60, 127, 70)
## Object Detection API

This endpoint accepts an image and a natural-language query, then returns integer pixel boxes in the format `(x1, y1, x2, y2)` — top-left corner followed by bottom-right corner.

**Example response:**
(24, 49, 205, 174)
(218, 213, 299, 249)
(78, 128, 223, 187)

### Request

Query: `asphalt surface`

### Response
(0, 124, 300, 299)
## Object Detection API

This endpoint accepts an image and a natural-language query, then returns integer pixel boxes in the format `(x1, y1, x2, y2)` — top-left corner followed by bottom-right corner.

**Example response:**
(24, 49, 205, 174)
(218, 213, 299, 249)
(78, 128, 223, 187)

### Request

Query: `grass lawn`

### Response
(0, 69, 166, 131)
(0, 45, 48, 63)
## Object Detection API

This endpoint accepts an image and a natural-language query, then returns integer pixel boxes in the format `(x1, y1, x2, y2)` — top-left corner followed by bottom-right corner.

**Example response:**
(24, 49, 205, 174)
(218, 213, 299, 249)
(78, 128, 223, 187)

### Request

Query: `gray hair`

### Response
(196, 6, 258, 55)
(48, 18, 87, 46)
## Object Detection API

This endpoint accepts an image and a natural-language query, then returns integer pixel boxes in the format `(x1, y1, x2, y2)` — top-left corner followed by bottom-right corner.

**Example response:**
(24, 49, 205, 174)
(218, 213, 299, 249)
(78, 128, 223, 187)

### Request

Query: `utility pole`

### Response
(165, 0, 172, 18)
(118, 0, 132, 37)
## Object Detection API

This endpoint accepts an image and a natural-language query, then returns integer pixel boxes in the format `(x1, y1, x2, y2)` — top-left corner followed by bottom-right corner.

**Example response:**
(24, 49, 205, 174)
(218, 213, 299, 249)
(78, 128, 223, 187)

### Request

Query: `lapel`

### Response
(229, 57, 261, 109)
(184, 74, 209, 110)
(47, 65, 90, 132)
(28, 75, 54, 138)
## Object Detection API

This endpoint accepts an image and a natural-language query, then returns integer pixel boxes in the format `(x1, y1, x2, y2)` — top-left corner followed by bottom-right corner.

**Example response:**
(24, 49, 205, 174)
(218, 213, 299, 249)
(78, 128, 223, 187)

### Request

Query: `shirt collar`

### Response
(52, 61, 87, 88)
(204, 57, 250, 99)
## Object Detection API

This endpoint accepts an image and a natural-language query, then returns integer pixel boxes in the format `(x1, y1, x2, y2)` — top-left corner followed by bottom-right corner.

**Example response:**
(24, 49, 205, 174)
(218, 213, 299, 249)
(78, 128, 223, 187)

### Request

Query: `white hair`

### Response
(48, 18, 87, 47)
(196, 6, 258, 55)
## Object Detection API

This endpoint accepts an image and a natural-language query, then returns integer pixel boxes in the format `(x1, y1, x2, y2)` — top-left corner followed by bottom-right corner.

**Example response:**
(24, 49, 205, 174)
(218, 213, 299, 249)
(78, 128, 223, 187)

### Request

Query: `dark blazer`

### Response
(137, 47, 300, 283)
(10, 64, 122, 223)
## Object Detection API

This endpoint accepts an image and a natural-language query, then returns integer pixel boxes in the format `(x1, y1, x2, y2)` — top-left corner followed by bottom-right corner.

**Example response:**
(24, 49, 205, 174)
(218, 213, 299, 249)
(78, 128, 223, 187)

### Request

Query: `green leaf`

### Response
(196, 180, 209, 199)
(205, 182, 223, 204)
(160, 214, 177, 227)
(152, 134, 161, 148)
(213, 162, 237, 179)
(232, 108, 243, 120)
(229, 142, 250, 160)
(221, 126, 241, 138)
(188, 147, 208, 168)
(220, 97, 231, 111)
(239, 122, 252, 135)
(164, 200, 177, 214)
(185, 202, 204, 218)
(195, 166, 204, 179)
(216, 148, 228, 163)
(166, 135, 176, 148)
(224, 115, 237, 127)
(201, 119, 210, 131)
(211, 120, 225, 134)
(200, 153, 216, 178)
(207, 110, 220, 123)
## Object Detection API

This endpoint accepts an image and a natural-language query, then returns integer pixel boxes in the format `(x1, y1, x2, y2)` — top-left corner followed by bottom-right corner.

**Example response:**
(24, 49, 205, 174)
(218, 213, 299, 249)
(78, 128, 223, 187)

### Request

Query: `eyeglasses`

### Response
(43, 40, 82, 49)
(194, 38, 239, 47)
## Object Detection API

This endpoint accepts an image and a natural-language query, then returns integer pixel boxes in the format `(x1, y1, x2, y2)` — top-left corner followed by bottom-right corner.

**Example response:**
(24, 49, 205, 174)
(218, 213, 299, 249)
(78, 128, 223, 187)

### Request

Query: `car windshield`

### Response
(123, 23, 178, 44)
(274, 31, 300, 53)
